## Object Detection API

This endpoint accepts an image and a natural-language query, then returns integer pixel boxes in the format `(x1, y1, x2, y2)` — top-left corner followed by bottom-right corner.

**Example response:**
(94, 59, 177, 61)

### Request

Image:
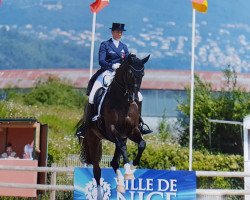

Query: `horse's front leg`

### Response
(129, 127, 146, 167)
(110, 143, 122, 172)
(115, 137, 135, 180)
(108, 125, 130, 164)
(108, 125, 134, 180)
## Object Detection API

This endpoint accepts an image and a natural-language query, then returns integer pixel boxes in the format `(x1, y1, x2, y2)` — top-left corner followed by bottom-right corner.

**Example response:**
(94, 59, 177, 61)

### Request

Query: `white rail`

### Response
(196, 170, 250, 177)
(0, 182, 74, 191)
(197, 189, 250, 195)
(0, 165, 74, 172)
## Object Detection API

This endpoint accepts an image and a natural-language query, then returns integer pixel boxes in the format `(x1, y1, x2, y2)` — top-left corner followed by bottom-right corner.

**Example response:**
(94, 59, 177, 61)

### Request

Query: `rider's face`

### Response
(112, 30, 123, 40)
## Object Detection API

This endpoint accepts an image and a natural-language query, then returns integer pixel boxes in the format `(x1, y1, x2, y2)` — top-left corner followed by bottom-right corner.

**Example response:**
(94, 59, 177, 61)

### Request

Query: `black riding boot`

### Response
(76, 103, 95, 138)
(138, 101, 153, 135)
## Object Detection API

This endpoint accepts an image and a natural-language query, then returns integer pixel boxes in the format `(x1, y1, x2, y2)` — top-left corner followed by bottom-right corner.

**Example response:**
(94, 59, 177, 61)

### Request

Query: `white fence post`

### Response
(50, 171, 57, 200)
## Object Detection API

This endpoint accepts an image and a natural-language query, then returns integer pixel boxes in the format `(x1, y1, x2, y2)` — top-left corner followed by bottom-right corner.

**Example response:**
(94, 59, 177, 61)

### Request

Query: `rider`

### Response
(79, 22, 152, 136)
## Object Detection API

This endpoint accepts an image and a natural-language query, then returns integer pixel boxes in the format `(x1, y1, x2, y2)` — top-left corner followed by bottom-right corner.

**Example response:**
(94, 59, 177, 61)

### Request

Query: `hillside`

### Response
(0, 0, 250, 72)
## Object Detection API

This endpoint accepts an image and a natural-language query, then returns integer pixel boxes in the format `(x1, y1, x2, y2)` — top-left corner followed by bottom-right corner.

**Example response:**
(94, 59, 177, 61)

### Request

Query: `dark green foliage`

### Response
(22, 77, 87, 108)
(128, 142, 244, 190)
(178, 66, 250, 154)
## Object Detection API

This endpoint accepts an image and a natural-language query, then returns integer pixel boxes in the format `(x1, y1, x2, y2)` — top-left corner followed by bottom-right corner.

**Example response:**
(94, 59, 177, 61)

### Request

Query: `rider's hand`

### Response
(112, 63, 120, 70)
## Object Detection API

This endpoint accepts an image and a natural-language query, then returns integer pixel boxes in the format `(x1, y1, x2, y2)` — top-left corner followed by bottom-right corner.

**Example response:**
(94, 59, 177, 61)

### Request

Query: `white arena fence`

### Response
(0, 155, 248, 200)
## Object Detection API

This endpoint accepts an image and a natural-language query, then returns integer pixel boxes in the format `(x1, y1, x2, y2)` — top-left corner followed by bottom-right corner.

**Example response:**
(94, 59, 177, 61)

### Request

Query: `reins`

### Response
(113, 79, 127, 96)
(129, 64, 144, 73)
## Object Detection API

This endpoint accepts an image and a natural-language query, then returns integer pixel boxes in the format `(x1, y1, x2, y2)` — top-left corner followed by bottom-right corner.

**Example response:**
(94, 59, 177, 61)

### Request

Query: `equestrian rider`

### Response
(81, 23, 152, 136)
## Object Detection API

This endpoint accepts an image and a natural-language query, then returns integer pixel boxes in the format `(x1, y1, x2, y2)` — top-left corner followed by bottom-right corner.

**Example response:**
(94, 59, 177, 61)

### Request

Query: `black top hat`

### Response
(110, 23, 126, 31)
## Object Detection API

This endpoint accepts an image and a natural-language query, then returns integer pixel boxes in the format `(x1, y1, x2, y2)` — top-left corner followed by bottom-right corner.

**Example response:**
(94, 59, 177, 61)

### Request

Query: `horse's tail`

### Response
(79, 137, 92, 165)
(79, 135, 103, 165)
(75, 104, 102, 166)
(75, 105, 90, 164)
(75, 103, 88, 138)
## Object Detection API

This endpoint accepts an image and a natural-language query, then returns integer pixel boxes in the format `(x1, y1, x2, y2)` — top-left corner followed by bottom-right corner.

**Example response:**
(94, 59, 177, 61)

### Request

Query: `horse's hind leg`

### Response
(93, 162, 103, 200)
(89, 144, 101, 185)
(110, 141, 126, 193)
(87, 132, 103, 199)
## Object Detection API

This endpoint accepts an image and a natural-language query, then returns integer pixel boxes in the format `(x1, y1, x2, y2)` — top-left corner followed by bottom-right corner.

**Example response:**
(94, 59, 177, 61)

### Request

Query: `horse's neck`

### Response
(109, 77, 127, 102)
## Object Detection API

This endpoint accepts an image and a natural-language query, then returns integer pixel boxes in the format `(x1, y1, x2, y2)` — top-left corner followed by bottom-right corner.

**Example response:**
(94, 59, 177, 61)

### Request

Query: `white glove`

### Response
(112, 63, 120, 70)
(103, 75, 114, 87)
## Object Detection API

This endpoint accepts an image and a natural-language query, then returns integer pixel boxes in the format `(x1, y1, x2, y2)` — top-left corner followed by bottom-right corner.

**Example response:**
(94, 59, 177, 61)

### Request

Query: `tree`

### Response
(5, 76, 88, 109)
(178, 66, 250, 154)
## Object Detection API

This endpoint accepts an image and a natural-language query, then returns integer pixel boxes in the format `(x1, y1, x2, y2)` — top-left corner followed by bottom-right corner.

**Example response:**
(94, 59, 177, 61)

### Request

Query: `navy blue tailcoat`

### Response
(86, 38, 129, 95)
(99, 38, 129, 71)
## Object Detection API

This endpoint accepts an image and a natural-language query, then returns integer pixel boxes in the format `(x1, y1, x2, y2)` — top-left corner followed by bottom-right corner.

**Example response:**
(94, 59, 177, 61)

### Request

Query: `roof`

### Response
(0, 118, 37, 122)
(0, 118, 38, 128)
(0, 69, 250, 91)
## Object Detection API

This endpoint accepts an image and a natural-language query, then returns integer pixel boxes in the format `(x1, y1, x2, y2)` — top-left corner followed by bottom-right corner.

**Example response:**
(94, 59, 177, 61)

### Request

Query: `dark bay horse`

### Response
(76, 54, 150, 199)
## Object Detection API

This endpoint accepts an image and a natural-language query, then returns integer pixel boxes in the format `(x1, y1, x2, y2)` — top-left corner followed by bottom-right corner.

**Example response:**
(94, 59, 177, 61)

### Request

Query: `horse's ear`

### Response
(142, 54, 150, 64)
(127, 53, 135, 64)
(127, 53, 132, 62)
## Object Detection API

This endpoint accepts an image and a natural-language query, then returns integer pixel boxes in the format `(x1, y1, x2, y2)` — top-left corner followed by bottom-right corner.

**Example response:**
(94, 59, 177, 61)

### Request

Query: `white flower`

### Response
(83, 178, 111, 200)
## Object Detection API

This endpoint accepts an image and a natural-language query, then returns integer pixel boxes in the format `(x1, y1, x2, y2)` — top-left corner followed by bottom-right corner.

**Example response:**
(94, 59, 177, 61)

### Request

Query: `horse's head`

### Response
(115, 54, 150, 103)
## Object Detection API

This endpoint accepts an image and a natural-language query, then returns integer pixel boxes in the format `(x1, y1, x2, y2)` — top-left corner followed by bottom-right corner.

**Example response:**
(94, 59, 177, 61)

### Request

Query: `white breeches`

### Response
(88, 70, 143, 104)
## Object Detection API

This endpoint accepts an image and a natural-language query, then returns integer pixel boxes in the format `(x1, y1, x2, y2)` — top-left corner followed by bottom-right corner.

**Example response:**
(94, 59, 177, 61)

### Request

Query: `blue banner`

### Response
(74, 168, 196, 200)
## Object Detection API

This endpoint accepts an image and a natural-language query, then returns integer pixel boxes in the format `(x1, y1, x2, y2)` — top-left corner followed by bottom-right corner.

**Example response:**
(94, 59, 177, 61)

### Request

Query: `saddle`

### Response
(92, 87, 108, 121)
(86, 69, 105, 96)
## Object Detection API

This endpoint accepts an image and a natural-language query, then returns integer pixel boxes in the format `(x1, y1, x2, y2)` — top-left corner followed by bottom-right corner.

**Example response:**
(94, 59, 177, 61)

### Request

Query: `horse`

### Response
(76, 53, 150, 199)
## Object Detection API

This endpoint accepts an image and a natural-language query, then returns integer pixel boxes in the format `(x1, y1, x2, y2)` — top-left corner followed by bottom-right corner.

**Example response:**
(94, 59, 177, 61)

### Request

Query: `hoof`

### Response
(116, 170, 126, 193)
(130, 163, 137, 171)
(97, 185, 103, 200)
(124, 163, 135, 180)
(117, 185, 126, 193)
(124, 173, 135, 180)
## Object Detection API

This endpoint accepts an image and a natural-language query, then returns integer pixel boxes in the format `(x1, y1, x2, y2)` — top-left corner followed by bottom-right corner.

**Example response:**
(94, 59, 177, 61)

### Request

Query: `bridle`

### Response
(113, 59, 144, 103)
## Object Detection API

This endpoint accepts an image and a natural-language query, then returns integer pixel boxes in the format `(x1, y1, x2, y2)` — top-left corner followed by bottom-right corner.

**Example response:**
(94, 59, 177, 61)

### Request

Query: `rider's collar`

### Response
(112, 38, 120, 48)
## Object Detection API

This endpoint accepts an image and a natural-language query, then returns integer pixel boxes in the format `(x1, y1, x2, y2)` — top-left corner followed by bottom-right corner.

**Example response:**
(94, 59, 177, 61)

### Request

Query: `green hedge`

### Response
(127, 141, 243, 189)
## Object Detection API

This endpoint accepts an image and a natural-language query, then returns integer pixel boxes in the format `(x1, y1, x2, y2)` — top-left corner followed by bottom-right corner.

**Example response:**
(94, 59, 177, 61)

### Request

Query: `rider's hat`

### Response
(110, 23, 126, 31)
